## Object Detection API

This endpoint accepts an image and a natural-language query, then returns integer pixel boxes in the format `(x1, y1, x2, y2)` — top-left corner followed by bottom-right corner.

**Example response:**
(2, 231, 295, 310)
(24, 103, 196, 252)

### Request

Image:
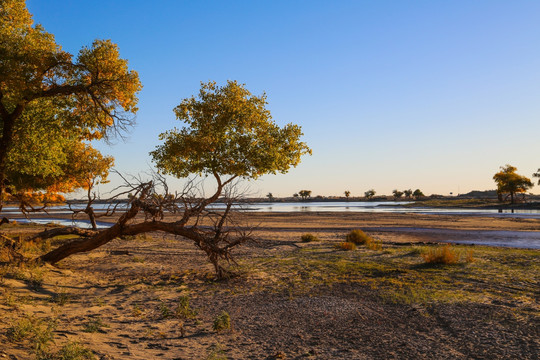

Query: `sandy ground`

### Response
(1, 211, 539, 359)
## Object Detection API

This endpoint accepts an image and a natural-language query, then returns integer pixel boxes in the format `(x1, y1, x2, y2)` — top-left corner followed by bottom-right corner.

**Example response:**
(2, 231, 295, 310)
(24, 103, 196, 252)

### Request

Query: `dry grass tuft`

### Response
(346, 229, 382, 250)
(335, 241, 356, 251)
(422, 244, 460, 264)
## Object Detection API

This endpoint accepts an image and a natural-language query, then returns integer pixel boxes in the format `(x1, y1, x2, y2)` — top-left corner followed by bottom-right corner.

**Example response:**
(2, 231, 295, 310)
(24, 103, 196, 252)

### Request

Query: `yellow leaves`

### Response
(152, 81, 311, 180)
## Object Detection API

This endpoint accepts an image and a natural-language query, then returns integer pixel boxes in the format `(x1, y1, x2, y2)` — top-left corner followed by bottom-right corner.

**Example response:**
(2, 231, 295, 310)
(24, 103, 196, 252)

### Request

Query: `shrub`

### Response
(422, 244, 460, 264)
(212, 311, 231, 333)
(301, 233, 318, 242)
(346, 230, 372, 245)
(335, 242, 356, 251)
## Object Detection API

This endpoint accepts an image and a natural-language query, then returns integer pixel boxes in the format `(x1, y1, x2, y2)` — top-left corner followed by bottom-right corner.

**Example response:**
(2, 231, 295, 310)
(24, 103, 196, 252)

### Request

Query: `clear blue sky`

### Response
(27, 0, 540, 197)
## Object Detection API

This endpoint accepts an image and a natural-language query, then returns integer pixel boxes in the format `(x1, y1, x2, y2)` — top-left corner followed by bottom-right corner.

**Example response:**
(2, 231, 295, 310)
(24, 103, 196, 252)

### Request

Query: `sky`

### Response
(26, 0, 540, 197)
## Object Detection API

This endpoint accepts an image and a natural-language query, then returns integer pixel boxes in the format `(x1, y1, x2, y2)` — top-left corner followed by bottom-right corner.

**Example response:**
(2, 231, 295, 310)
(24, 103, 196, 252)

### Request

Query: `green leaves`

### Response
(152, 80, 311, 181)
(0, 0, 140, 200)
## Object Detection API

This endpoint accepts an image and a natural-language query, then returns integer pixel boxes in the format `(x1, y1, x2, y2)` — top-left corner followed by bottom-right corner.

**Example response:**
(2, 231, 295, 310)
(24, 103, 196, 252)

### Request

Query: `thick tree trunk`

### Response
(0, 104, 25, 211)
(39, 219, 205, 265)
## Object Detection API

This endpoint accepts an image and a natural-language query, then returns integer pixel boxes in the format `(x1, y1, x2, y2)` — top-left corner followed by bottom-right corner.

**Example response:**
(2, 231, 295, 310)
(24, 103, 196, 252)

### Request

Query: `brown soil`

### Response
(1, 212, 539, 359)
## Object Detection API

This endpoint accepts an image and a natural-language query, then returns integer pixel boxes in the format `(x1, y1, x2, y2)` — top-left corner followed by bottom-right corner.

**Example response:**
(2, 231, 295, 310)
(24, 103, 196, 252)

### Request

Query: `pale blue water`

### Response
(5, 201, 540, 248)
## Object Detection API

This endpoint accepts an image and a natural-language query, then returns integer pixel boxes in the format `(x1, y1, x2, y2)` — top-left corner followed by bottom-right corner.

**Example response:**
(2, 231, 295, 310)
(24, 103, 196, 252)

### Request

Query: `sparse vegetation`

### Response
(158, 301, 171, 319)
(82, 317, 108, 333)
(335, 241, 356, 251)
(212, 311, 231, 333)
(7, 316, 56, 356)
(51, 288, 70, 306)
(206, 343, 228, 360)
(175, 296, 197, 319)
(54, 341, 96, 360)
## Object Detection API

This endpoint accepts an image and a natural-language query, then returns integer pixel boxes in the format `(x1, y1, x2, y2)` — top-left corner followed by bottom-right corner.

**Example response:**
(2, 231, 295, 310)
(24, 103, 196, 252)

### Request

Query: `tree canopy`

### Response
(493, 165, 533, 204)
(0, 0, 141, 206)
(151, 80, 311, 182)
(298, 190, 312, 200)
(533, 169, 540, 185)
(364, 189, 376, 199)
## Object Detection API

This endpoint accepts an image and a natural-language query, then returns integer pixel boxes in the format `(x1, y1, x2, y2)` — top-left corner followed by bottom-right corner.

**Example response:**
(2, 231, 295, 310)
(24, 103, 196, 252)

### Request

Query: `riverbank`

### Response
(1, 212, 539, 359)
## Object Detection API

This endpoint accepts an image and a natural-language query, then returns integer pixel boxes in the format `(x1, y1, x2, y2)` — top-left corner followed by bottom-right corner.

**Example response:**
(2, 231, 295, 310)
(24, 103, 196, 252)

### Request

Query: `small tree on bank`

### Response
(413, 189, 424, 199)
(533, 169, 540, 185)
(344, 190, 350, 200)
(299, 190, 311, 200)
(364, 189, 376, 199)
(493, 165, 533, 204)
(392, 189, 404, 199)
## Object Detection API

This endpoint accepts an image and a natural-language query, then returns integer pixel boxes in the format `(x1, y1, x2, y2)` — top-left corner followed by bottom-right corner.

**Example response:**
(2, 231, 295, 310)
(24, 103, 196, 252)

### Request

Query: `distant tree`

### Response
(493, 165, 533, 204)
(392, 189, 404, 199)
(293, 193, 299, 198)
(403, 189, 413, 198)
(533, 169, 540, 185)
(266, 192, 274, 201)
(299, 190, 312, 200)
(364, 189, 376, 199)
(344, 190, 350, 200)
(413, 189, 424, 199)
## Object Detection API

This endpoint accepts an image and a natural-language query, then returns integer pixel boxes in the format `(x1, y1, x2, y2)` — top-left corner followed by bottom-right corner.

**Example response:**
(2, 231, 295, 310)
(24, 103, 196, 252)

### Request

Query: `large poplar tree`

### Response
(0, 0, 141, 208)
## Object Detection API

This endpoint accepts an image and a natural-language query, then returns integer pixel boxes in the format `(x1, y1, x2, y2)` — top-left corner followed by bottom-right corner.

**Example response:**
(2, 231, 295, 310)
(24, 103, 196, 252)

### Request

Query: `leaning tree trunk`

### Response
(40, 197, 142, 264)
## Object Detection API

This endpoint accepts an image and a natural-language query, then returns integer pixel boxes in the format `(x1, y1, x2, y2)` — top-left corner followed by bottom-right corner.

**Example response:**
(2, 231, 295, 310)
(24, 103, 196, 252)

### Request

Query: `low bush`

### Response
(346, 229, 372, 245)
(300, 233, 318, 242)
(422, 244, 460, 264)
(335, 242, 356, 251)
(345, 229, 382, 250)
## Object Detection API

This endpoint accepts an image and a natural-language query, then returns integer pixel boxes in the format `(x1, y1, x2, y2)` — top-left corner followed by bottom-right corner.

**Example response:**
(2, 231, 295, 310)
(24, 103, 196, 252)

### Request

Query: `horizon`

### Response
(27, 0, 540, 198)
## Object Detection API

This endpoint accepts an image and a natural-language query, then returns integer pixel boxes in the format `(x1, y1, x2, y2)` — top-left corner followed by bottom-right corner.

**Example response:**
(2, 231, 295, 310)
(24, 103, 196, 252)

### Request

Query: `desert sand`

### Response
(1, 211, 539, 359)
